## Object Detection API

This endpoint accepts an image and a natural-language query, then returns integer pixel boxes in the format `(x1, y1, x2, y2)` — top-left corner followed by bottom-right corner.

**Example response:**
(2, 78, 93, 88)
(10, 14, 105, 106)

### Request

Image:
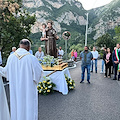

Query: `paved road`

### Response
(38, 60, 120, 120)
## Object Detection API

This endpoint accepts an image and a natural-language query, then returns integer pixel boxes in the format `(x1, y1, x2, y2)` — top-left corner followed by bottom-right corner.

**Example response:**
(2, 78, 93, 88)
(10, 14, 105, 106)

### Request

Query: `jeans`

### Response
(102, 60, 105, 72)
(91, 59, 97, 72)
(113, 63, 120, 79)
(81, 65, 91, 81)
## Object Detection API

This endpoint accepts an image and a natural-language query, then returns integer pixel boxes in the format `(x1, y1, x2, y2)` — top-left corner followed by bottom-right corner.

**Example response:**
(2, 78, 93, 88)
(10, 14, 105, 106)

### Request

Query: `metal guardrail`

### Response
(2, 77, 10, 110)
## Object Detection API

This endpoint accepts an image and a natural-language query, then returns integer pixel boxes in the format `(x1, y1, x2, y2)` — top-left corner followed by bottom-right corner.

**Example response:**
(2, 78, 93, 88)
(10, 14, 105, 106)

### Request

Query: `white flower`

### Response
(46, 77, 50, 79)
(48, 85, 52, 88)
(69, 86, 72, 89)
(43, 91, 46, 93)
(43, 83, 46, 88)
(70, 80, 72, 82)
(40, 89, 43, 91)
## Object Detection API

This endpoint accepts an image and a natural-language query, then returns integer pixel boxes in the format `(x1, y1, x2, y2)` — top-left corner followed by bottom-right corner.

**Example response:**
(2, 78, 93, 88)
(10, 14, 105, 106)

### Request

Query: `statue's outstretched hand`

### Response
(56, 36, 59, 40)
(40, 38, 44, 41)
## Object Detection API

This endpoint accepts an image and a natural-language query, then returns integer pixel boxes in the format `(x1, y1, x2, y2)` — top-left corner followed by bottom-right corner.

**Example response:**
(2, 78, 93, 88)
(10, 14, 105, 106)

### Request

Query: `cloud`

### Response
(78, 0, 113, 10)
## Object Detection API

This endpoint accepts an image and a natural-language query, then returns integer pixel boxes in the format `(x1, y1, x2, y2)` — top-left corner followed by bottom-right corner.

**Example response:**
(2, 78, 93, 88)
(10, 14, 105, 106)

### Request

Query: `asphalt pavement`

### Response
(38, 60, 120, 120)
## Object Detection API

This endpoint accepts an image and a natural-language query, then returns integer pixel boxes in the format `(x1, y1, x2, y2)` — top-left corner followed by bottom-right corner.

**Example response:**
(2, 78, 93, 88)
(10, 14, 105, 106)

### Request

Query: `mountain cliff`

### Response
(88, 0, 120, 40)
(23, 0, 88, 52)
(22, 0, 120, 51)
(23, 0, 87, 33)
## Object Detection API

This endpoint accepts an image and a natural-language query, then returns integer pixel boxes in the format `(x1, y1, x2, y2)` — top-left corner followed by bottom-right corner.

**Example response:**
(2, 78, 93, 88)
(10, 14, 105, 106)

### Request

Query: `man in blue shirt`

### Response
(35, 47, 44, 59)
(80, 46, 93, 84)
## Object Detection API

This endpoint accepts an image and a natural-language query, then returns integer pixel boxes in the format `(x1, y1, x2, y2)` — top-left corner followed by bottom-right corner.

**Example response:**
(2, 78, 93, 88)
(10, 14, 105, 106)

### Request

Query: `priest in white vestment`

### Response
(0, 39, 43, 120)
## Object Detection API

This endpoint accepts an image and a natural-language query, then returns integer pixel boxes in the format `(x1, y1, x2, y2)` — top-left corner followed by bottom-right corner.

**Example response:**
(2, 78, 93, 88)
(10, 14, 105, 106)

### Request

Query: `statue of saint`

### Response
(41, 20, 59, 58)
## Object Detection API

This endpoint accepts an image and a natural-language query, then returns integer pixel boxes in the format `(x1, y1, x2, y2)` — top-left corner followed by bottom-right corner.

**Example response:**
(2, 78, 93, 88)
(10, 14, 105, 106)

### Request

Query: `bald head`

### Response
(19, 39, 31, 51)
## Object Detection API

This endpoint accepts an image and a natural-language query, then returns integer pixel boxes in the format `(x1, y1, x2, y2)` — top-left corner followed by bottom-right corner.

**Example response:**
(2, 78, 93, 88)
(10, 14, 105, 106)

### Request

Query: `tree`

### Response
(114, 26, 120, 43)
(0, 0, 36, 65)
(70, 44, 83, 52)
(96, 33, 116, 51)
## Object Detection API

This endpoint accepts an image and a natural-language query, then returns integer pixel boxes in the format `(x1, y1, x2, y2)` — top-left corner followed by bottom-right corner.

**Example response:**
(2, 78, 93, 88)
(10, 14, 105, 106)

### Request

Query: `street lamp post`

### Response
(65, 40, 67, 61)
(62, 31, 71, 61)
(85, 13, 88, 46)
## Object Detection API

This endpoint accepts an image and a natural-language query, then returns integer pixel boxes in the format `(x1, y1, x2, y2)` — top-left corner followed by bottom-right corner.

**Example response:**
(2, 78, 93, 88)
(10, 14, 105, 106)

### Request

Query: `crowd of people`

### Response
(100, 44, 120, 80)
(34, 46, 64, 59)
(1, 44, 120, 83)
(2, 46, 64, 61)
(1, 38, 120, 120)
(79, 44, 120, 84)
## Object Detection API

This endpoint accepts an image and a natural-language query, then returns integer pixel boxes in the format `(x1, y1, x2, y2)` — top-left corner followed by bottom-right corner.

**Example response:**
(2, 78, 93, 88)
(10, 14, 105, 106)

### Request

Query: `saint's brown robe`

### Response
(45, 27, 58, 58)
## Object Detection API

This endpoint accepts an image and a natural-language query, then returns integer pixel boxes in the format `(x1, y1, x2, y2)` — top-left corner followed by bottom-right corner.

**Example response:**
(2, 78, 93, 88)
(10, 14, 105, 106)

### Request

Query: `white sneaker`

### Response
(100, 71, 103, 74)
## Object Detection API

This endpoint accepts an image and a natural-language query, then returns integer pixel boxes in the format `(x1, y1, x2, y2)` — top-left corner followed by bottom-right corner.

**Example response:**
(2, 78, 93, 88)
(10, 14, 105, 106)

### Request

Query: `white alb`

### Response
(0, 48, 43, 120)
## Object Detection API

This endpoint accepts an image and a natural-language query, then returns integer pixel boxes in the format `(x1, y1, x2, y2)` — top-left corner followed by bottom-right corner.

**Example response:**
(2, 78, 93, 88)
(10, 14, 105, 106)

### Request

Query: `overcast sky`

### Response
(78, 0, 113, 10)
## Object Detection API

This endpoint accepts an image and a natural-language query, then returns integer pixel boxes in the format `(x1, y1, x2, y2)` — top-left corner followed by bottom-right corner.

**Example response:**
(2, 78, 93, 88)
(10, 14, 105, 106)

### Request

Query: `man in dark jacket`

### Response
(112, 44, 120, 80)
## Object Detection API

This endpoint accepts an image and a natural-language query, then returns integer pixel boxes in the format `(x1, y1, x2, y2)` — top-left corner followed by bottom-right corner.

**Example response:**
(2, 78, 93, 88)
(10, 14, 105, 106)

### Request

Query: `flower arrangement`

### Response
(39, 55, 58, 67)
(65, 74, 75, 90)
(37, 76, 56, 95)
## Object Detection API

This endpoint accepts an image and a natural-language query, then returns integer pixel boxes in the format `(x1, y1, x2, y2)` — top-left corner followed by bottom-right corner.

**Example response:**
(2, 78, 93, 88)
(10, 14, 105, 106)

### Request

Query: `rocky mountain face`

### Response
(23, 0, 87, 34)
(88, 0, 120, 39)
(23, 0, 120, 46)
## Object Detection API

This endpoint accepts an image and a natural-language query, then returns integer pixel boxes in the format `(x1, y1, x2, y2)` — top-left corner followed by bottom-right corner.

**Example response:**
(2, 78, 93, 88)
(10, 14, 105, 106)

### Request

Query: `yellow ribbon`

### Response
(13, 52, 30, 60)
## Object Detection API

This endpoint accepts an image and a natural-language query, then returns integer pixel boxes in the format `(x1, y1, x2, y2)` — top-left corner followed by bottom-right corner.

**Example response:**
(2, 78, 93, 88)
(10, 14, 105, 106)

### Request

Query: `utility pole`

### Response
(85, 13, 88, 46)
